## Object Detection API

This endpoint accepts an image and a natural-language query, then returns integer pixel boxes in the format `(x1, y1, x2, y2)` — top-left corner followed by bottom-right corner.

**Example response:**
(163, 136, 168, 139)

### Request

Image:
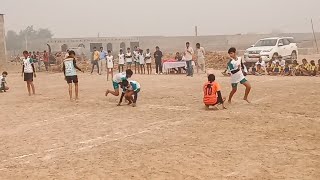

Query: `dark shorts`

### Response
(66, 75, 78, 84)
(24, 73, 33, 82)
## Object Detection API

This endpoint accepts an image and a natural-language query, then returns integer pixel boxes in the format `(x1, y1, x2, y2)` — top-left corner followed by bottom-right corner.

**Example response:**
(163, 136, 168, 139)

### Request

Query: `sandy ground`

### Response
(0, 69, 319, 180)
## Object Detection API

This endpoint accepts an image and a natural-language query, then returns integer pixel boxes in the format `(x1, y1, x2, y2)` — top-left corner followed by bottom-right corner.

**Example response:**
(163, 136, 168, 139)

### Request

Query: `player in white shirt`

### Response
(106, 50, 114, 81)
(133, 46, 140, 74)
(145, 49, 152, 75)
(105, 69, 134, 97)
(118, 49, 125, 73)
(125, 48, 133, 70)
(196, 43, 206, 73)
(139, 49, 145, 74)
(227, 47, 251, 103)
(21, 51, 37, 96)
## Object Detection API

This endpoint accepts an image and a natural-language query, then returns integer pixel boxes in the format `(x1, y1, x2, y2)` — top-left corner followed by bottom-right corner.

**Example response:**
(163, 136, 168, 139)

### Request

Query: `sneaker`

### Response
(160, 73, 163, 75)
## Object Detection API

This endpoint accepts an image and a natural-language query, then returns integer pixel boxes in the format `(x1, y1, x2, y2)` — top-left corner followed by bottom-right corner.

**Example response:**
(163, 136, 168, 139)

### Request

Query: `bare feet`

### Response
(105, 90, 109, 96)
(127, 101, 132, 105)
(205, 105, 210, 110)
(244, 98, 251, 103)
(132, 103, 136, 107)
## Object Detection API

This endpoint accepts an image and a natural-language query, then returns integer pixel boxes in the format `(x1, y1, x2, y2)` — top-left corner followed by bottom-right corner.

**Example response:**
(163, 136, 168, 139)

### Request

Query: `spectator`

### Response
(317, 59, 320, 75)
(36, 51, 41, 71)
(255, 58, 266, 74)
(99, 47, 107, 75)
(185, 42, 194, 77)
(255, 64, 265, 76)
(43, 50, 49, 71)
(271, 62, 281, 76)
(266, 60, 274, 75)
(154, 46, 163, 75)
(310, 60, 317, 76)
(291, 60, 299, 76)
(91, 47, 100, 74)
(279, 56, 286, 68)
(282, 64, 291, 76)
(298, 59, 311, 76)
(196, 43, 206, 73)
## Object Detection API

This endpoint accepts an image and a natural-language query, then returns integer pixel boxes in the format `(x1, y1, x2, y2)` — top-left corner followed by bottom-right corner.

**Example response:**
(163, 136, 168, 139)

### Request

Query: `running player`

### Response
(105, 69, 134, 97)
(227, 47, 251, 103)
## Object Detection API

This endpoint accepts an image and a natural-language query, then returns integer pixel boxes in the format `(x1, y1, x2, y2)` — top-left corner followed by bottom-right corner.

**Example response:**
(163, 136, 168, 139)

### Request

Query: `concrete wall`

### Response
(0, 14, 6, 64)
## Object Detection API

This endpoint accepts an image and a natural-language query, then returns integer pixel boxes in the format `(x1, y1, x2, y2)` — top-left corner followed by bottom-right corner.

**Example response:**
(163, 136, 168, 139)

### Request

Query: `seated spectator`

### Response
(290, 60, 299, 76)
(310, 60, 317, 76)
(317, 59, 320, 75)
(256, 58, 267, 74)
(174, 52, 186, 73)
(282, 64, 291, 76)
(266, 60, 274, 75)
(298, 59, 311, 76)
(255, 64, 265, 76)
(0, 71, 9, 92)
(279, 56, 286, 68)
(271, 62, 281, 76)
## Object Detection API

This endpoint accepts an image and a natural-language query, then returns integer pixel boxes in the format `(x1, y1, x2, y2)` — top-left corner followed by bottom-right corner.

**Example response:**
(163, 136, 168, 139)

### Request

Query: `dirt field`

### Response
(0, 70, 319, 180)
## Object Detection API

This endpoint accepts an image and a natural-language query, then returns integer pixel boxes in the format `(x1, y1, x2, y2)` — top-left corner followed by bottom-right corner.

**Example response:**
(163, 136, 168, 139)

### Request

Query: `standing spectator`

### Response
(43, 50, 49, 71)
(185, 42, 194, 77)
(125, 48, 133, 70)
(118, 49, 125, 73)
(36, 51, 41, 71)
(133, 46, 140, 74)
(154, 46, 163, 75)
(196, 43, 206, 73)
(145, 49, 152, 75)
(91, 47, 100, 74)
(99, 47, 107, 75)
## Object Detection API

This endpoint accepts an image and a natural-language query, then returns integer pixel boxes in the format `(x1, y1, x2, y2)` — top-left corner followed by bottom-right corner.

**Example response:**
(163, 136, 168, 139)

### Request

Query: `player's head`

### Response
(207, 74, 215, 83)
(107, 50, 111, 55)
(146, 49, 150, 52)
(127, 47, 131, 52)
(100, 47, 103, 51)
(156, 46, 159, 51)
(257, 64, 262, 69)
(23, 51, 29, 58)
(122, 79, 129, 88)
(196, 43, 200, 48)
(186, 42, 190, 48)
(120, 48, 123, 53)
(126, 69, 133, 78)
(310, 60, 315, 65)
(68, 50, 76, 58)
(302, 58, 307, 64)
(228, 47, 237, 59)
(2, 71, 8, 77)
(139, 49, 143, 54)
(93, 47, 97, 51)
(293, 60, 298, 65)
(276, 62, 280, 66)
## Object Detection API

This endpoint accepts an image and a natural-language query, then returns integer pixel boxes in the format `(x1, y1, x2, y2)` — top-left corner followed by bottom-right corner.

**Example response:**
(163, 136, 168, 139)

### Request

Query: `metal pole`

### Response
(311, 18, 319, 53)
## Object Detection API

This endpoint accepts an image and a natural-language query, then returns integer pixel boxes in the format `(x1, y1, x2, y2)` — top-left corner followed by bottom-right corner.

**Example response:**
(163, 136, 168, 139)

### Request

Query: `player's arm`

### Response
(62, 63, 66, 77)
(31, 63, 36, 77)
(73, 59, 83, 72)
(22, 65, 25, 76)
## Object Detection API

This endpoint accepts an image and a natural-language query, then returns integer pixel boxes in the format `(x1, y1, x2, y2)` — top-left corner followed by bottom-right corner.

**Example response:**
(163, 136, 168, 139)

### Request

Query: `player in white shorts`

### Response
(125, 48, 133, 70)
(118, 49, 125, 73)
(106, 50, 114, 81)
(139, 49, 145, 74)
(145, 49, 152, 75)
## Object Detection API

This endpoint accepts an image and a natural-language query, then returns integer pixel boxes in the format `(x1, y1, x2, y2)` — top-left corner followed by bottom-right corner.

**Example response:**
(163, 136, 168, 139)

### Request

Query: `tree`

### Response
(37, 28, 53, 39)
(6, 30, 22, 51)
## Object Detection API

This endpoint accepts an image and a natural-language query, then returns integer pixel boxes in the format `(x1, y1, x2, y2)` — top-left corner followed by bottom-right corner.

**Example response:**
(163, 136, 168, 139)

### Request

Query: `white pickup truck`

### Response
(244, 37, 298, 64)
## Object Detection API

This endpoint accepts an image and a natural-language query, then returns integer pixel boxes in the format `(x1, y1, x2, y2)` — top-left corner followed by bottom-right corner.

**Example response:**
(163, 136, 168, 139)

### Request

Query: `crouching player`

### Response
(203, 74, 226, 110)
(117, 80, 141, 107)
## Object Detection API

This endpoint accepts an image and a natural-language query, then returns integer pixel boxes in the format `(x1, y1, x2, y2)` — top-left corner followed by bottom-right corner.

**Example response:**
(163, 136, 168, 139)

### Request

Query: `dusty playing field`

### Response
(0, 71, 319, 179)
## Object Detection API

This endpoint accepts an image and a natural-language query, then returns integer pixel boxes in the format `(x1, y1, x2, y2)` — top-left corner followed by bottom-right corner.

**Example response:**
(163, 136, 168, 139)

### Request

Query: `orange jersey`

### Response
(203, 81, 220, 105)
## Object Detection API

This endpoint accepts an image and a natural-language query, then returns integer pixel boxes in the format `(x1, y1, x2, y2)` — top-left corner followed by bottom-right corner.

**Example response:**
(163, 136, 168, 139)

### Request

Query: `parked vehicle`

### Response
(244, 37, 298, 64)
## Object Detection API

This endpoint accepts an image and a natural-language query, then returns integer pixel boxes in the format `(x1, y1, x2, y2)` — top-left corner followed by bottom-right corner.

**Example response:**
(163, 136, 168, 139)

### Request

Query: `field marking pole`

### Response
(311, 18, 319, 53)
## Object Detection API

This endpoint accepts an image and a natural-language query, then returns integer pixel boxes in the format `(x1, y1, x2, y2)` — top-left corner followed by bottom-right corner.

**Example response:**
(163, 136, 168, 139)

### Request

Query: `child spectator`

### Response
(266, 60, 274, 75)
(298, 59, 311, 76)
(0, 71, 9, 92)
(283, 64, 291, 76)
(310, 60, 317, 76)
(272, 62, 281, 76)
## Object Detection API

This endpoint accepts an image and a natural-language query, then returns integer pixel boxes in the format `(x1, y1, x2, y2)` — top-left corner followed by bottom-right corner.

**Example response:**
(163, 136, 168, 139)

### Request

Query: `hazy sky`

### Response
(1, 0, 320, 38)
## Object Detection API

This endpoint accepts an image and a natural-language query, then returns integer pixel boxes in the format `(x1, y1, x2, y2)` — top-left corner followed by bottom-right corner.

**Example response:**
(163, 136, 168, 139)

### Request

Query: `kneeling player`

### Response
(203, 74, 226, 110)
(117, 80, 140, 107)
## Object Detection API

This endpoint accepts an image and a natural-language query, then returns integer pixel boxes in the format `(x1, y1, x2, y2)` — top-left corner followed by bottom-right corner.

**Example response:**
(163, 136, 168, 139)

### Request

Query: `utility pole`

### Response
(311, 18, 319, 53)
(195, 26, 198, 37)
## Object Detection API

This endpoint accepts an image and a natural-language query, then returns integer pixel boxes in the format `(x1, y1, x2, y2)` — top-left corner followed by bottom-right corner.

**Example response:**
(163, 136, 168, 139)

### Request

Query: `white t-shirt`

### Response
(23, 57, 34, 73)
(107, 55, 114, 69)
(126, 52, 132, 63)
(139, 54, 145, 64)
(227, 57, 246, 84)
(256, 60, 266, 67)
(185, 47, 194, 61)
(280, 60, 286, 67)
(145, 52, 152, 63)
(113, 72, 126, 83)
(118, 53, 125, 65)
(197, 47, 205, 59)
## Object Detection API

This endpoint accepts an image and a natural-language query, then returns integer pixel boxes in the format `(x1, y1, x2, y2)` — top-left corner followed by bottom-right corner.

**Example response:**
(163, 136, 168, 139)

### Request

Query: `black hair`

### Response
(23, 50, 28, 54)
(208, 74, 215, 83)
(107, 50, 111, 53)
(2, 71, 8, 75)
(100, 47, 103, 49)
(69, 50, 76, 56)
(310, 60, 315, 65)
(196, 43, 200, 46)
(93, 47, 97, 49)
(122, 79, 129, 87)
(228, 47, 236, 54)
(127, 47, 131, 50)
(126, 69, 133, 77)
(186, 42, 190, 45)
(156, 46, 159, 49)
